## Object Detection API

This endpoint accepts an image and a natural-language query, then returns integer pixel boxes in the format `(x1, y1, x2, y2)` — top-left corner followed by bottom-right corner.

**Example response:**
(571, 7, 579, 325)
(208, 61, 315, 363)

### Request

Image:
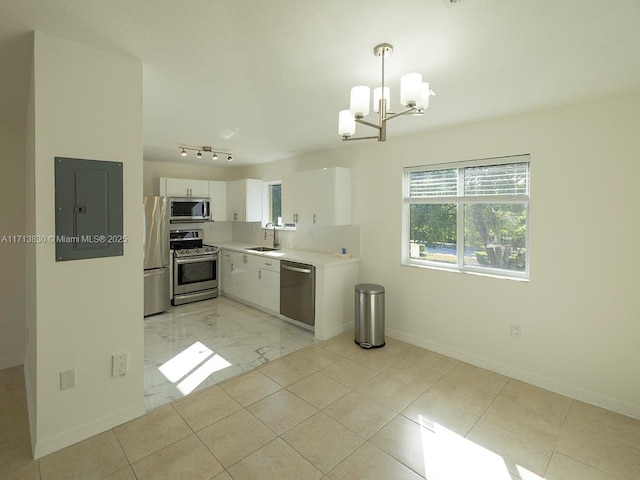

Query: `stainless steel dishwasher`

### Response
(280, 260, 315, 326)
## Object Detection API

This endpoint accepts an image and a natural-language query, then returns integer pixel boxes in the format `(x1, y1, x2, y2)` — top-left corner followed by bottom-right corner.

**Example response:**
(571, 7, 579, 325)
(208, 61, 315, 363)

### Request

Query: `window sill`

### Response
(402, 260, 529, 282)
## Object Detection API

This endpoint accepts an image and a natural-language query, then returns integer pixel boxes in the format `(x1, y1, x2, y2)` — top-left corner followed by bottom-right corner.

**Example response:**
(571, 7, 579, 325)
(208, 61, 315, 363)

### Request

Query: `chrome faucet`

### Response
(264, 222, 280, 249)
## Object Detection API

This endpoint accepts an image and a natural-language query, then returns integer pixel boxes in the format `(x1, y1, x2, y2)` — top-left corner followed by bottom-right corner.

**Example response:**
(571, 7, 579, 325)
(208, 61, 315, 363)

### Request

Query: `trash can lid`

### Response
(355, 283, 385, 294)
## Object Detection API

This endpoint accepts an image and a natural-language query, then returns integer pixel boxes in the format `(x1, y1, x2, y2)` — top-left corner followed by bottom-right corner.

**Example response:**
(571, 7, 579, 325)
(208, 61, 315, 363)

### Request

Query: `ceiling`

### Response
(1, 0, 640, 166)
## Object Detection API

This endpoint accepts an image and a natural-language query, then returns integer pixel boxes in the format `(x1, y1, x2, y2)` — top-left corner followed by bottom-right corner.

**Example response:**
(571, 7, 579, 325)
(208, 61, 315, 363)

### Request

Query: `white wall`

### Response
(25, 32, 145, 458)
(241, 92, 640, 419)
(0, 121, 26, 369)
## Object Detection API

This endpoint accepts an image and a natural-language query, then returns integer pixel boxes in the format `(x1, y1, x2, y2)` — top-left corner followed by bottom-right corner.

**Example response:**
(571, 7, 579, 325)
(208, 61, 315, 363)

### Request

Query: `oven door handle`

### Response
(175, 255, 217, 265)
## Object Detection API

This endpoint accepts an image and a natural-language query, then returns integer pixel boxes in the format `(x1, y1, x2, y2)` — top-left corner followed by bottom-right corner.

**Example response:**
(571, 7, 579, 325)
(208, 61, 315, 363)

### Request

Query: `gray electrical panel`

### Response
(54, 157, 124, 261)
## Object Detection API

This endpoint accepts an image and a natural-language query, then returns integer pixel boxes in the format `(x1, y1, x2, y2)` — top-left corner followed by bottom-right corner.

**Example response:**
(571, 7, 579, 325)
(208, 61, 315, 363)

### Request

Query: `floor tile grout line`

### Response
(541, 397, 575, 478)
(277, 415, 367, 477)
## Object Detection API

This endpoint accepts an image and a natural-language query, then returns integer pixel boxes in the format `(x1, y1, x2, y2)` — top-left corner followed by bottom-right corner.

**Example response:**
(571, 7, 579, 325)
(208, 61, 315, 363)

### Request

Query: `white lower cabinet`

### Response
(258, 259, 280, 313)
(220, 250, 279, 312)
(221, 247, 360, 341)
(242, 254, 260, 305)
(220, 250, 242, 298)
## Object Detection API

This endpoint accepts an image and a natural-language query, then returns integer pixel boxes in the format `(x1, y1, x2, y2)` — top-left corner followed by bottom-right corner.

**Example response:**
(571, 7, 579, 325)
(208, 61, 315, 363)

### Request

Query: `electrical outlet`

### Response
(112, 353, 128, 377)
(60, 369, 76, 390)
(511, 323, 522, 339)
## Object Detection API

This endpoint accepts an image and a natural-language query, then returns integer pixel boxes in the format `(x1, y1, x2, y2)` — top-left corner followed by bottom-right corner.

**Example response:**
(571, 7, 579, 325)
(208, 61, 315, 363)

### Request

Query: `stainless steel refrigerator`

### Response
(143, 196, 170, 316)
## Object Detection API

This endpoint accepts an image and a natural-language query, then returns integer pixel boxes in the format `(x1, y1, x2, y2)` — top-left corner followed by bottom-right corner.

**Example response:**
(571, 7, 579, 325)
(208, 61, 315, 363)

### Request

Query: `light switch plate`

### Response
(112, 353, 128, 377)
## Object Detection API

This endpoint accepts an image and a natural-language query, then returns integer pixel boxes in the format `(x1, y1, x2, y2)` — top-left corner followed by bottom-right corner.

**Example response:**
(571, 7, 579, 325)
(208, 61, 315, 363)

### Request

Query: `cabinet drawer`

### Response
(258, 258, 280, 272)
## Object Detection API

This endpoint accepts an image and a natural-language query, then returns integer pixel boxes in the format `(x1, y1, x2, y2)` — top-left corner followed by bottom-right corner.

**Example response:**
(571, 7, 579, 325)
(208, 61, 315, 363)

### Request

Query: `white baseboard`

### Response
(23, 362, 37, 458)
(317, 322, 353, 341)
(386, 328, 640, 421)
(33, 403, 146, 459)
(0, 354, 25, 370)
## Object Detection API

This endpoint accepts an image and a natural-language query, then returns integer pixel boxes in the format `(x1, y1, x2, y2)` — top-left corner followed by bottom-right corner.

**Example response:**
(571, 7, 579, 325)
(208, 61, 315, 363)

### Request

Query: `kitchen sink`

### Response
(247, 246, 279, 252)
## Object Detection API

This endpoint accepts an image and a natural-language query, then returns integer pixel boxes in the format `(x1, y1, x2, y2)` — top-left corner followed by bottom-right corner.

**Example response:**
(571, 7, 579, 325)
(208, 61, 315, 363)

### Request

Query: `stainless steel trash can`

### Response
(355, 283, 385, 349)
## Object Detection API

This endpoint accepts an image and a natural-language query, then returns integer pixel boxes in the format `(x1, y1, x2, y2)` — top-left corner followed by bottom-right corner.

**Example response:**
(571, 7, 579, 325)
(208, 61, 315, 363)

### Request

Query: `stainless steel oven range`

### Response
(170, 229, 219, 305)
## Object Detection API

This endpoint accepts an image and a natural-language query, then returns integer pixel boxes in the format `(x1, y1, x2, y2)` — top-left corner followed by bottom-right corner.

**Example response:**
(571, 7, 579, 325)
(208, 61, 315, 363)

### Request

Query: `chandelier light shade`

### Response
(400, 73, 423, 107)
(350, 86, 371, 118)
(338, 110, 356, 137)
(179, 145, 232, 161)
(416, 82, 431, 109)
(339, 43, 435, 142)
(373, 86, 390, 113)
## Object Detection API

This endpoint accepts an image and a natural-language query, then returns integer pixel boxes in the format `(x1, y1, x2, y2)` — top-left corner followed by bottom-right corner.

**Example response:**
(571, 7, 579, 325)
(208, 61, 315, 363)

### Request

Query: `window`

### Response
(403, 155, 530, 279)
(268, 183, 281, 225)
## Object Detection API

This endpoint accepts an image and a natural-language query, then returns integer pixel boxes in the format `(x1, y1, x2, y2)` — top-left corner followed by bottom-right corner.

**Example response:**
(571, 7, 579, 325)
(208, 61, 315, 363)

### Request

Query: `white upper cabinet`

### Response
(208, 180, 228, 221)
(227, 179, 262, 222)
(159, 177, 210, 198)
(282, 167, 351, 225)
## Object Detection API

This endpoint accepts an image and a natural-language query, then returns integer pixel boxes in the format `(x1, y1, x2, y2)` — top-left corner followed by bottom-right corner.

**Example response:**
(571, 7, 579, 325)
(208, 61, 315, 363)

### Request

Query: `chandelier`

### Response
(179, 145, 233, 162)
(338, 43, 435, 142)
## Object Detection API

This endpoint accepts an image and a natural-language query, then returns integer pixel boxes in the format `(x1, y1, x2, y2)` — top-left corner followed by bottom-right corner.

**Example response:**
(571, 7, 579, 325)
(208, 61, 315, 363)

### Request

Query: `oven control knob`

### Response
(180, 250, 186, 254)
(195, 249, 200, 253)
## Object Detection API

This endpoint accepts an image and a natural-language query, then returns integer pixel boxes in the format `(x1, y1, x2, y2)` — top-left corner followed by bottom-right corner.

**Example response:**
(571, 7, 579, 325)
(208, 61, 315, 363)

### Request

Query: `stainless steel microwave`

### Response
(169, 197, 211, 222)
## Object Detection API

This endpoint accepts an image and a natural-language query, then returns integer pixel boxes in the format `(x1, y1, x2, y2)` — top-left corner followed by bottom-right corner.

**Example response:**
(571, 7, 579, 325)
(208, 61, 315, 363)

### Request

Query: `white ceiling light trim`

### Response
(338, 43, 435, 142)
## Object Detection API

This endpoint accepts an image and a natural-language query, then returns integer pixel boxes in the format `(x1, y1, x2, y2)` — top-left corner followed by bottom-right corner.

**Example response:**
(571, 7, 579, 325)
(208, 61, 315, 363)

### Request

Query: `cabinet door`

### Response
(308, 169, 334, 225)
(190, 180, 210, 198)
(209, 181, 227, 221)
(282, 171, 314, 224)
(227, 179, 263, 222)
(244, 179, 263, 222)
(165, 178, 191, 197)
(281, 173, 298, 224)
(282, 168, 351, 226)
(220, 251, 235, 295)
(227, 180, 246, 221)
(241, 254, 260, 304)
(259, 269, 280, 312)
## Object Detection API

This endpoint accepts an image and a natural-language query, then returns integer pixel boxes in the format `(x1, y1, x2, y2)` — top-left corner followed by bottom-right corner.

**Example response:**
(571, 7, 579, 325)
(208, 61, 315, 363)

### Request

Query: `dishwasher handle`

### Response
(282, 264, 313, 274)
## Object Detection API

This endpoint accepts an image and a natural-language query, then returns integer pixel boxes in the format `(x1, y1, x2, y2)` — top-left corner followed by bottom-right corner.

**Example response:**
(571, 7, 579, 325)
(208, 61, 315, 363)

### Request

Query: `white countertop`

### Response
(217, 242, 360, 268)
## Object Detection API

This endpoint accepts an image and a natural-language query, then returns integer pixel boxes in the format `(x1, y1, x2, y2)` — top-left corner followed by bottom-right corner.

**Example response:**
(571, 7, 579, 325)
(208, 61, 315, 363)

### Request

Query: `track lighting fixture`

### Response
(178, 145, 232, 162)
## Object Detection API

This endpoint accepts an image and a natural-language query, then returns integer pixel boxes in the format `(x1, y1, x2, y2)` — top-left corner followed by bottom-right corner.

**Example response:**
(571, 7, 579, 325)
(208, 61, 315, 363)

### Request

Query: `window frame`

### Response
(261, 180, 295, 230)
(402, 154, 530, 281)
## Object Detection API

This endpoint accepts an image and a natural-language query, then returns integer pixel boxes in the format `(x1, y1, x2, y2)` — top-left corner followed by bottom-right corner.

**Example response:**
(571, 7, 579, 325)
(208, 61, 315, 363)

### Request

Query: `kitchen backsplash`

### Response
(229, 222, 360, 257)
(182, 220, 360, 257)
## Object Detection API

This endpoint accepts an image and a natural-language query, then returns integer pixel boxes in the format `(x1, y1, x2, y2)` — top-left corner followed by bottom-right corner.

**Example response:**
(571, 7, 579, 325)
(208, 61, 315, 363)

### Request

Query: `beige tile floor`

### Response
(2, 332, 640, 480)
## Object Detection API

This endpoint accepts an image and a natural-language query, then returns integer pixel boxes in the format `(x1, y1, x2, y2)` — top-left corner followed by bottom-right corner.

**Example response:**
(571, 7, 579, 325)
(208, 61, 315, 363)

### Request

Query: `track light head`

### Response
(212, 152, 218, 160)
(227, 154, 233, 162)
(196, 151, 202, 158)
(180, 148, 187, 156)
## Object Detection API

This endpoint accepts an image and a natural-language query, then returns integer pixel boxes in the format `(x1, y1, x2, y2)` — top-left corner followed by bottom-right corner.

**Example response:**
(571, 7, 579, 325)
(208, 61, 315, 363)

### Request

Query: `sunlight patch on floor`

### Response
(419, 415, 545, 480)
(159, 341, 231, 395)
